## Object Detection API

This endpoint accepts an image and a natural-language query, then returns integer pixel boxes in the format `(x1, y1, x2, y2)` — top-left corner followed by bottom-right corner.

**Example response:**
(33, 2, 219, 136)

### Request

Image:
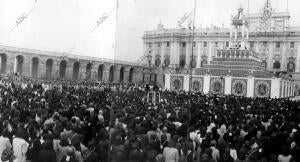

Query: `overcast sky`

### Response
(1, 0, 299, 62)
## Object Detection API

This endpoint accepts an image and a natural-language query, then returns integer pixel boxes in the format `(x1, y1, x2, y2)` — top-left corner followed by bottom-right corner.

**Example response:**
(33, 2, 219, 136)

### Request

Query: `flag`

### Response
(177, 8, 195, 29)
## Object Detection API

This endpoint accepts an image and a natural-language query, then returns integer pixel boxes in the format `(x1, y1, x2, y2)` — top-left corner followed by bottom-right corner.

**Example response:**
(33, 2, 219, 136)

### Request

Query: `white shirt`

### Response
(230, 149, 237, 160)
(12, 138, 29, 162)
(0, 136, 11, 162)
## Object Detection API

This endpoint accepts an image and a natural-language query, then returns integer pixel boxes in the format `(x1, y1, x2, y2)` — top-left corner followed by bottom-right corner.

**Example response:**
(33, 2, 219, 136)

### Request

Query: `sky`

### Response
(0, 0, 117, 59)
(1, 0, 300, 62)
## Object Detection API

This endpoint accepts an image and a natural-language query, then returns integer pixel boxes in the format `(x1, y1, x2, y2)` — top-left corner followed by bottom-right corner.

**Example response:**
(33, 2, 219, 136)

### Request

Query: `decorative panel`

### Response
(190, 76, 203, 92)
(170, 75, 184, 91)
(254, 80, 271, 98)
(231, 79, 247, 96)
(210, 77, 225, 94)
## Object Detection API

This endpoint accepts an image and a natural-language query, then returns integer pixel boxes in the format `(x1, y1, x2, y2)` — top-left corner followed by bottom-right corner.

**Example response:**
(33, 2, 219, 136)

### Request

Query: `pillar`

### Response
(185, 42, 191, 68)
(247, 76, 254, 97)
(224, 75, 232, 95)
(113, 66, 120, 83)
(103, 65, 110, 82)
(53, 59, 60, 79)
(196, 42, 201, 68)
(296, 42, 300, 72)
(164, 74, 171, 90)
(183, 75, 190, 91)
(203, 74, 210, 94)
(280, 81, 284, 98)
(267, 42, 274, 70)
(271, 77, 280, 98)
(170, 41, 179, 66)
(281, 42, 287, 71)
(161, 42, 165, 67)
(123, 67, 130, 83)
(285, 81, 288, 98)
(38, 58, 46, 78)
(208, 41, 213, 64)
(288, 82, 290, 97)
(293, 82, 295, 96)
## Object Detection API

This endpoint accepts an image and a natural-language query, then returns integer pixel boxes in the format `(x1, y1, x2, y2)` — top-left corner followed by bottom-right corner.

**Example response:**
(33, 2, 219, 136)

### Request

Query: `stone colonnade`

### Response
(0, 46, 152, 83)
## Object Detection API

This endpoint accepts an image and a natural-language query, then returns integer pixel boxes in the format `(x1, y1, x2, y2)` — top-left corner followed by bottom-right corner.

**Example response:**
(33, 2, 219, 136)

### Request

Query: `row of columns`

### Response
(280, 80, 295, 97)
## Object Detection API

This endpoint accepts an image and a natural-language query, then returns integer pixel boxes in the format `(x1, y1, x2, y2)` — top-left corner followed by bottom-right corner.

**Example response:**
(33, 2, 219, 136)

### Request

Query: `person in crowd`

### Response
(0, 73, 299, 162)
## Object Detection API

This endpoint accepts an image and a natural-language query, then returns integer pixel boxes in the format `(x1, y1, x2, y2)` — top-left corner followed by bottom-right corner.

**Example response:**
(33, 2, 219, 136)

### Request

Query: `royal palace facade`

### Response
(0, 45, 156, 84)
(143, 0, 298, 97)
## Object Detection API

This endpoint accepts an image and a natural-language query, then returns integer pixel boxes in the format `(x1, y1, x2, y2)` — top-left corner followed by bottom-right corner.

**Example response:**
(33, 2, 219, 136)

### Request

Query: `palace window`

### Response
(157, 42, 161, 47)
(148, 43, 153, 48)
(273, 60, 281, 69)
(290, 42, 295, 49)
(193, 42, 196, 47)
(203, 42, 207, 47)
(225, 42, 229, 48)
(276, 42, 280, 48)
(166, 41, 170, 47)
(182, 42, 186, 48)
(287, 62, 295, 72)
(250, 41, 254, 48)
(214, 42, 218, 47)
(262, 60, 267, 69)
(201, 60, 207, 67)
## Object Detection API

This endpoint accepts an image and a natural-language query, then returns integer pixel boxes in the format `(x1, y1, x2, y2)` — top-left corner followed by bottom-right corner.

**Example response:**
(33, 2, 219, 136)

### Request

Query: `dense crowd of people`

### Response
(0, 74, 299, 162)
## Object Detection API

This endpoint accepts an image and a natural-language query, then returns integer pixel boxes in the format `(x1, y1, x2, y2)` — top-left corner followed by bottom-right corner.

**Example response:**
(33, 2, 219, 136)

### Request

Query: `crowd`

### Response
(0, 74, 299, 162)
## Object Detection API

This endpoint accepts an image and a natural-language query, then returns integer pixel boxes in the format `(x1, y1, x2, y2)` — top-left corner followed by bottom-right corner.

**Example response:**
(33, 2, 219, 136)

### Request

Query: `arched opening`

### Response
(59, 60, 67, 79)
(287, 57, 295, 72)
(46, 59, 53, 78)
(98, 64, 104, 81)
(86, 63, 93, 80)
(201, 60, 207, 67)
(31, 57, 39, 78)
(261, 60, 267, 69)
(15, 55, 24, 75)
(109, 66, 115, 82)
(119, 67, 125, 82)
(273, 60, 281, 69)
(129, 67, 134, 83)
(73, 62, 80, 80)
(179, 55, 186, 68)
(0, 53, 7, 74)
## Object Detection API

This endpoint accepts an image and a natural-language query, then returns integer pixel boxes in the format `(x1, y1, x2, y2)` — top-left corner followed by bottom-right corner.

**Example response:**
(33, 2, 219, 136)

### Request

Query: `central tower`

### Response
(230, 7, 249, 50)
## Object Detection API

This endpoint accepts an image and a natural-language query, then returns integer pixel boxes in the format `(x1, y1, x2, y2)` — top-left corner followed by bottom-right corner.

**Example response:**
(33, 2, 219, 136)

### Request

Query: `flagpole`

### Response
(189, 0, 197, 91)
(113, 0, 119, 65)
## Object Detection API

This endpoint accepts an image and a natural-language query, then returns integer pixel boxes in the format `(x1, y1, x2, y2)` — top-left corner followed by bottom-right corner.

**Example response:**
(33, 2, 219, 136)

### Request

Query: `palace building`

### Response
(143, 0, 300, 95)
(143, 0, 297, 97)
